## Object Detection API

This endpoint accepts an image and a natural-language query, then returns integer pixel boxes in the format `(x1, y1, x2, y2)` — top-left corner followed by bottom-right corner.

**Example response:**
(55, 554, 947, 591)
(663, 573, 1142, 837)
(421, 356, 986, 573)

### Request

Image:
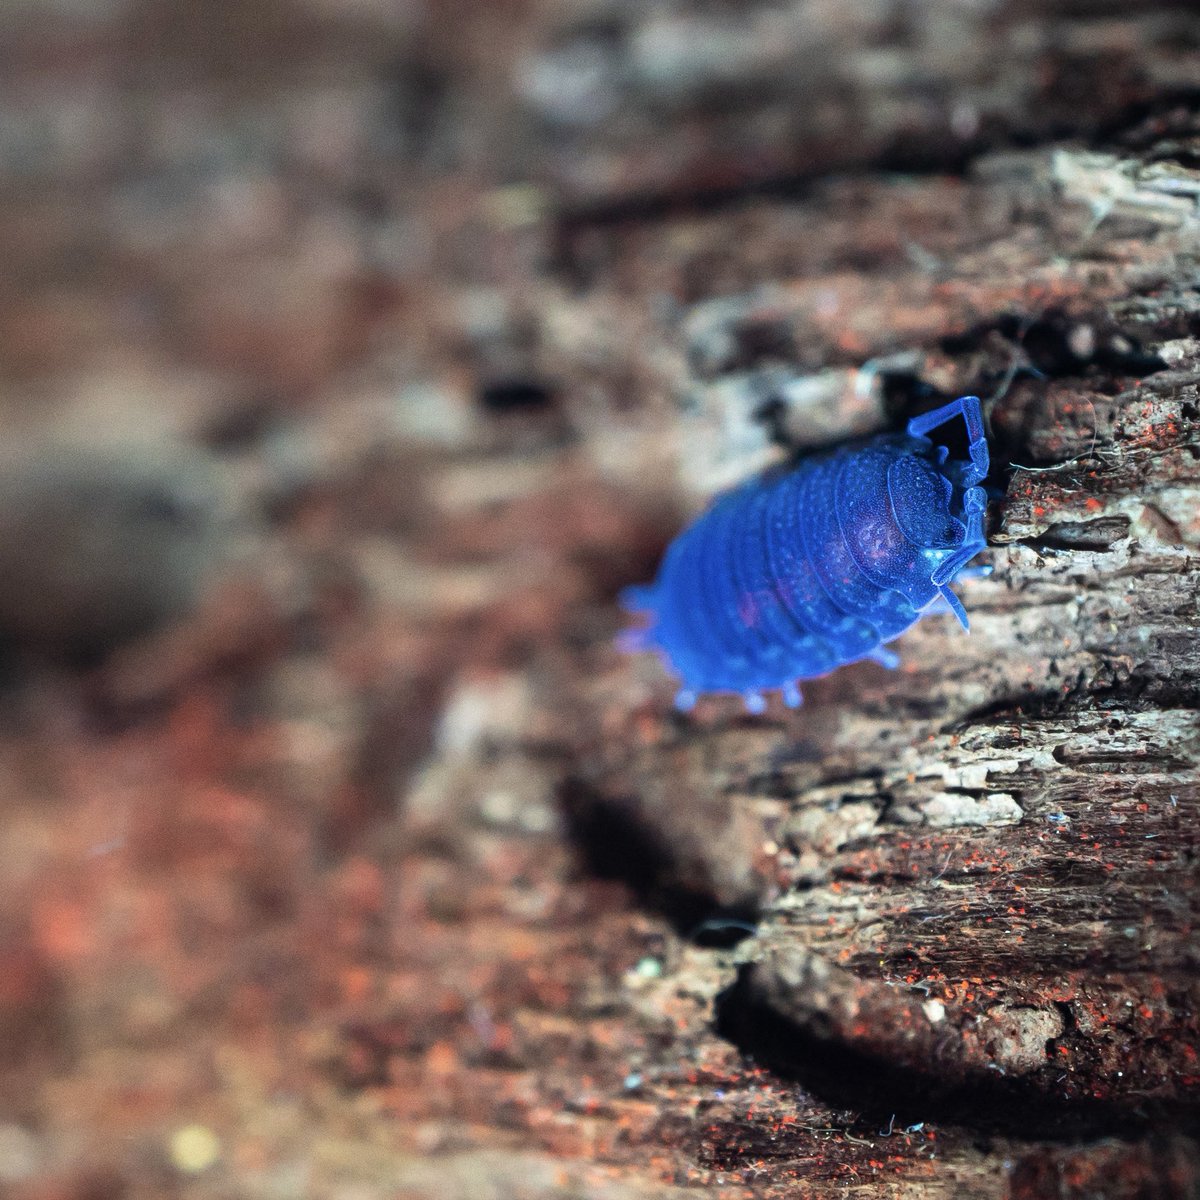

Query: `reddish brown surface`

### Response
(1, 3, 1199, 1198)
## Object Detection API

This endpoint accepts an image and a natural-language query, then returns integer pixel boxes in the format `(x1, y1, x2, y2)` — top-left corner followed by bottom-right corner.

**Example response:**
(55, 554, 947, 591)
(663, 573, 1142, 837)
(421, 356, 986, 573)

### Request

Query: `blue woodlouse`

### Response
(620, 395, 990, 713)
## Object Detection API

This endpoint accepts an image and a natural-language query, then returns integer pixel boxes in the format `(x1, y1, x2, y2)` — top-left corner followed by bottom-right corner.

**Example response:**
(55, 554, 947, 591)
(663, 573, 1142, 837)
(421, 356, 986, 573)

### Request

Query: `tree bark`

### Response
(530, 121, 1200, 1195)
(2, 3, 1199, 1199)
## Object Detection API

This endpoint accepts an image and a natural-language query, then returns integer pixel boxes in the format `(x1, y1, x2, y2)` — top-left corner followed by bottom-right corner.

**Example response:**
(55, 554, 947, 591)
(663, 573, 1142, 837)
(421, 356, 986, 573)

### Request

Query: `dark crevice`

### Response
(551, 130, 1000, 275)
(938, 310, 1169, 384)
(875, 311, 1169, 493)
(1089, 679, 1200, 711)
(556, 157, 896, 239)
(955, 676, 1200, 731)
(1095, 86, 1200, 152)
(552, 86, 1200, 274)
(952, 690, 1090, 726)
(714, 965, 1196, 1142)
(477, 379, 558, 413)
(198, 396, 280, 451)
(557, 777, 759, 947)
(1019, 515, 1132, 552)
(878, 371, 947, 423)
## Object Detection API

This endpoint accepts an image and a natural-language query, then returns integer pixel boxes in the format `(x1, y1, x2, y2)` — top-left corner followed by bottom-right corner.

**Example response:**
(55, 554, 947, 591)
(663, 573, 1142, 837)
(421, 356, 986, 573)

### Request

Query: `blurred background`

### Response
(1, 2, 1198, 1197)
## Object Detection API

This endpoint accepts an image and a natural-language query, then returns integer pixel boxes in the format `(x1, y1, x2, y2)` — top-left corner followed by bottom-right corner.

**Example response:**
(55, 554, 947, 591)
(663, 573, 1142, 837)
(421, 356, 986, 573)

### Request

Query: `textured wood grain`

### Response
(1, 4, 1199, 1199)
(536, 128, 1200, 1193)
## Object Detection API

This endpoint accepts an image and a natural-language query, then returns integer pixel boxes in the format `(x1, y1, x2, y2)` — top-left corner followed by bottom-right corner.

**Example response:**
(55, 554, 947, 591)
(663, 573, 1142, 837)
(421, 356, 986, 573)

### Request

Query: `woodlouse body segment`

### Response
(621, 396, 990, 712)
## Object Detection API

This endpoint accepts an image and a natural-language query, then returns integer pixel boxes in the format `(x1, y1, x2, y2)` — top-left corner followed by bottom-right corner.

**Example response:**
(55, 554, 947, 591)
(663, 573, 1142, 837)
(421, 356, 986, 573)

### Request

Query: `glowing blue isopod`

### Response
(621, 395, 990, 713)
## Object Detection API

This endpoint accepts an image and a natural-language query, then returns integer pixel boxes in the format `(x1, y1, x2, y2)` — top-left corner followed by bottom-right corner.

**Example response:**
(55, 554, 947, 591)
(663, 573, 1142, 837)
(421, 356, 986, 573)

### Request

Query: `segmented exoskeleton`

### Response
(620, 395, 990, 712)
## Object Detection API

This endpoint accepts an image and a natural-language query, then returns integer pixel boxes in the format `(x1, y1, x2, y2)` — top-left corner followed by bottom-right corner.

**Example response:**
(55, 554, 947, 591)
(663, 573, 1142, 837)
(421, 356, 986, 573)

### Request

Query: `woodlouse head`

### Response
(887, 454, 965, 551)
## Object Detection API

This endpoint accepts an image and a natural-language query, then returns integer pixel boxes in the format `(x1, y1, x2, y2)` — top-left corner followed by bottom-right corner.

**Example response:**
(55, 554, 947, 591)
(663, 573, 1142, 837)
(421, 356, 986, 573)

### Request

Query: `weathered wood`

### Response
(529, 128, 1200, 1194)
(1, 3, 1199, 1199)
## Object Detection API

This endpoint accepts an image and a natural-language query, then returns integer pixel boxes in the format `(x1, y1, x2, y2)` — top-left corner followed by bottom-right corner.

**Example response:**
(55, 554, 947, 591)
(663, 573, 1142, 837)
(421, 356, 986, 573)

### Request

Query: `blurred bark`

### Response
(1, 4, 1199, 1200)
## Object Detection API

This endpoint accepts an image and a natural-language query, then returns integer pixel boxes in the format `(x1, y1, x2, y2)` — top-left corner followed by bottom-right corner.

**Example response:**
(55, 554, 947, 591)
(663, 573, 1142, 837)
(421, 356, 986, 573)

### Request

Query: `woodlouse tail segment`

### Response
(782, 682, 804, 708)
(674, 688, 698, 712)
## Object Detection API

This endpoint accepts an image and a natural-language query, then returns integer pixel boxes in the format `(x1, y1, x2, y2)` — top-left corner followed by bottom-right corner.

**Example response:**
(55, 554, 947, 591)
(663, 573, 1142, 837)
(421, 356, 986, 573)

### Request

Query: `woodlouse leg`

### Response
(907, 395, 989, 486)
(921, 588, 969, 630)
(619, 584, 657, 615)
(955, 564, 993, 582)
(616, 627, 652, 653)
(937, 585, 970, 631)
(932, 489, 987, 590)
(931, 540, 986, 588)
(674, 688, 698, 712)
(781, 682, 804, 709)
(617, 583, 659, 654)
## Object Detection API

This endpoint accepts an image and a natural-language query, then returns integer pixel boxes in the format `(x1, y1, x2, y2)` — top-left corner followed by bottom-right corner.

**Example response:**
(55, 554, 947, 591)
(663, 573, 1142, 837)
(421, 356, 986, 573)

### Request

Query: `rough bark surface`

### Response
(541, 125, 1200, 1195)
(0, 3, 1198, 1199)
